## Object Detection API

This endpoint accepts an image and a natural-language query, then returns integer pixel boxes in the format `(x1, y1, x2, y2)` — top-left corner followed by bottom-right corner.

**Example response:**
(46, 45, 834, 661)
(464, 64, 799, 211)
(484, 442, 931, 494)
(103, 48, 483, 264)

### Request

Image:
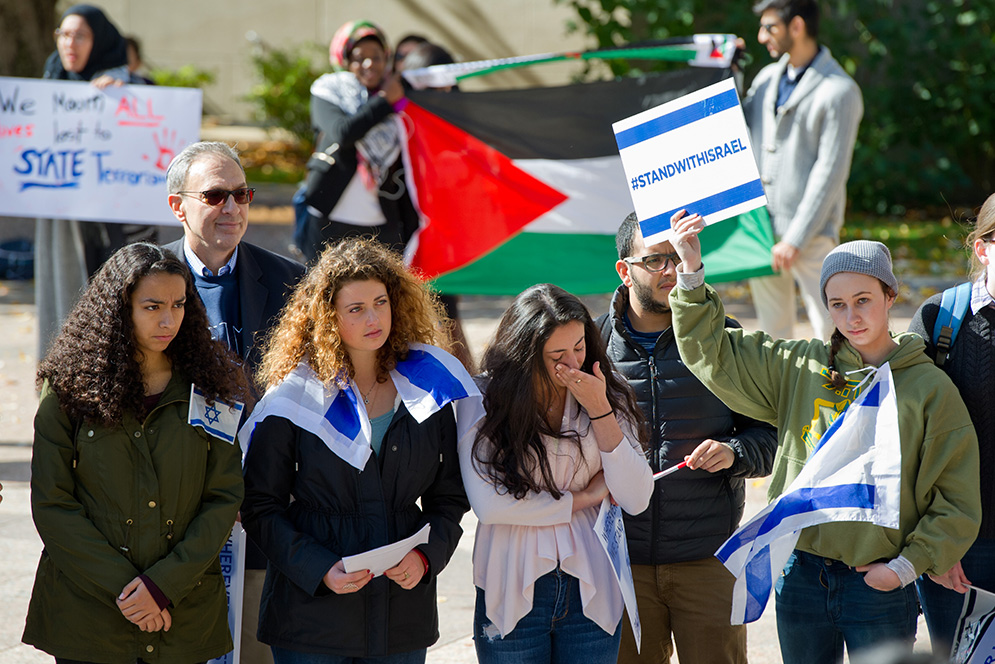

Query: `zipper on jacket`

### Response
(648, 357, 660, 451)
(647, 356, 660, 563)
(120, 518, 134, 553)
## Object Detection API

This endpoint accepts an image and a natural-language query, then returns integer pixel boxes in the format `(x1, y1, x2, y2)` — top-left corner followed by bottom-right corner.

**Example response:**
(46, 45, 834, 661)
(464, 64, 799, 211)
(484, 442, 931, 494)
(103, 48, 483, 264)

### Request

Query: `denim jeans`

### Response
(473, 567, 622, 664)
(916, 537, 995, 657)
(271, 646, 426, 664)
(775, 550, 919, 664)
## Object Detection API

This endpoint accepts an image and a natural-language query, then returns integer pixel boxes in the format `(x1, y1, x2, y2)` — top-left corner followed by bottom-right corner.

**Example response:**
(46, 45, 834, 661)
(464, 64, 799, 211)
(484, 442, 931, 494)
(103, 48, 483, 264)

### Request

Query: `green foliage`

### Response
(148, 65, 215, 89)
(243, 41, 326, 152)
(556, 0, 995, 213)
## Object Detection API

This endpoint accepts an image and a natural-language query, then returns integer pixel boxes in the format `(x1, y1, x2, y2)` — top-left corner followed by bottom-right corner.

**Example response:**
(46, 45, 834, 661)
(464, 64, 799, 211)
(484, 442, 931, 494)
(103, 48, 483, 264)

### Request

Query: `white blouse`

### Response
(459, 391, 653, 637)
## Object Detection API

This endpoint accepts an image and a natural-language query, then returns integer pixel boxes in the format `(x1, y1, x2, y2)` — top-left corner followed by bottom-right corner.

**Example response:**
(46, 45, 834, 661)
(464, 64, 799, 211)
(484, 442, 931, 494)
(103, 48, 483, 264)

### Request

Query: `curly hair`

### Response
(257, 237, 448, 388)
(37, 243, 250, 426)
(474, 284, 645, 500)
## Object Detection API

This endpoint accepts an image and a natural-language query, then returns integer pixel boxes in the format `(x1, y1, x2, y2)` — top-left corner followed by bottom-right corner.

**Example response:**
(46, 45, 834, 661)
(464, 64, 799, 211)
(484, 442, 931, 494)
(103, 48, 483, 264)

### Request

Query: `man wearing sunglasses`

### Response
(597, 213, 776, 664)
(165, 140, 304, 664)
(741, 0, 863, 341)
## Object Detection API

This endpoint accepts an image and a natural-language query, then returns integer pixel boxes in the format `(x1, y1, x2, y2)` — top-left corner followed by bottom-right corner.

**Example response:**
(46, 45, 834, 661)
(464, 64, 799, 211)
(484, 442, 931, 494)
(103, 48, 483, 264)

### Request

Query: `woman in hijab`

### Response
(36, 4, 151, 361)
(300, 20, 419, 264)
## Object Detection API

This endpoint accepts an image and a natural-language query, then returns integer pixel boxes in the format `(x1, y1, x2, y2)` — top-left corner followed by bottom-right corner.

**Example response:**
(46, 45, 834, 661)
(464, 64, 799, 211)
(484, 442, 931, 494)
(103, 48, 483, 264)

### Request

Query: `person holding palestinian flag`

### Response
(300, 20, 419, 264)
(666, 210, 981, 664)
(239, 237, 480, 663)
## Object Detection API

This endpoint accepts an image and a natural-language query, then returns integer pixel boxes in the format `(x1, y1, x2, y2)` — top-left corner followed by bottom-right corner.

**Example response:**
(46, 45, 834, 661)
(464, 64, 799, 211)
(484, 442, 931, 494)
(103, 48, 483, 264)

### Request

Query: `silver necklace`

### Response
(360, 380, 378, 405)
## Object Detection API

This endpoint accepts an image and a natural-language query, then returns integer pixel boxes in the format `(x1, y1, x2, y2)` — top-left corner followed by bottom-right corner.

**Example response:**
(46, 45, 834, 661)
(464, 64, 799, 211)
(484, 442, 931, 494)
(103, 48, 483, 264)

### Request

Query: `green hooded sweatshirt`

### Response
(671, 282, 980, 577)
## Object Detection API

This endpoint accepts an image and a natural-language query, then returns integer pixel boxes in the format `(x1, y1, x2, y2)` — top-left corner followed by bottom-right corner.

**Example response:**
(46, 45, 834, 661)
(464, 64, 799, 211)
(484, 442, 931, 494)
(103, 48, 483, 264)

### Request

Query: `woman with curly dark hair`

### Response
(239, 237, 480, 663)
(461, 283, 652, 664)
(23, 242, 249, 664)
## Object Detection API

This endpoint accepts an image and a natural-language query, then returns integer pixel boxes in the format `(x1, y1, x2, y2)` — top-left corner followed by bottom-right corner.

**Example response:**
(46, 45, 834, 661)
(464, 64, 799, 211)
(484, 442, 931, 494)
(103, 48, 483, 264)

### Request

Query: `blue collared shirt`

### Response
(183, 240, 239, 277)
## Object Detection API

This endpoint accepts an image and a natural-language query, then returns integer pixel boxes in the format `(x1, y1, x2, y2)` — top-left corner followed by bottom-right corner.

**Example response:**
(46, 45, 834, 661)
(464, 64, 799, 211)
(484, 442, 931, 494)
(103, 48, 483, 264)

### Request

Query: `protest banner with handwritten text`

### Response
(0, 76, 201, 225)
(612, 77, 765, 245)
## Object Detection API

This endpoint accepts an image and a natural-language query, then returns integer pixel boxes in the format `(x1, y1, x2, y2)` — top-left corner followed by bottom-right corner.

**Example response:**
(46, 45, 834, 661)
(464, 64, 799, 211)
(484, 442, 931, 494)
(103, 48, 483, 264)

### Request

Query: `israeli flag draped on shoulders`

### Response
(716, 362, 902, 625)
(238, 343, 484, 470)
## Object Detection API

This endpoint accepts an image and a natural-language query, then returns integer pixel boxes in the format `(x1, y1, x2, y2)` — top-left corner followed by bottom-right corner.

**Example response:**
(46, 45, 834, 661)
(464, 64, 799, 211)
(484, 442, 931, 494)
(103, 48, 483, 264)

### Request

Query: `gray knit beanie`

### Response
(819, 240, 899, 307)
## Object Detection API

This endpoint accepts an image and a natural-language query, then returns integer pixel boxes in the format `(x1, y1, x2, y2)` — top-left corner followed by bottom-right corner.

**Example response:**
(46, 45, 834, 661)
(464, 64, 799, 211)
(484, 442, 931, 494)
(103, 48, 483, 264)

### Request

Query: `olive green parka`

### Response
(23, 374, 243, 663)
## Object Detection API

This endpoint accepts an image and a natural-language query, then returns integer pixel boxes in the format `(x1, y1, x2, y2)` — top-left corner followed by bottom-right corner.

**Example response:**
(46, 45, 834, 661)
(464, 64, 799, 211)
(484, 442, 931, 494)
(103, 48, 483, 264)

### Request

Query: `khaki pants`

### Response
(618, 557, 747, 664)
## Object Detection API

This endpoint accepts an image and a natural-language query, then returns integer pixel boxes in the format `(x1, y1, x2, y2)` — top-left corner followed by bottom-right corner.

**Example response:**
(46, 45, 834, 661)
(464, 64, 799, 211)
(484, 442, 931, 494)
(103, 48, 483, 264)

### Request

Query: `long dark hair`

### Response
(473, 284, 644, 500)
(38, 243, 250, 425)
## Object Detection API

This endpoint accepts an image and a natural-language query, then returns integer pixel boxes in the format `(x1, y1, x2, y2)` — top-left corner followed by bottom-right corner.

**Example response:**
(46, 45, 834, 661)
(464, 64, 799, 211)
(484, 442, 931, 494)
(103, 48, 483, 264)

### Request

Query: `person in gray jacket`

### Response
(743, 0, 863, 341)
(598, 213, 777, 664)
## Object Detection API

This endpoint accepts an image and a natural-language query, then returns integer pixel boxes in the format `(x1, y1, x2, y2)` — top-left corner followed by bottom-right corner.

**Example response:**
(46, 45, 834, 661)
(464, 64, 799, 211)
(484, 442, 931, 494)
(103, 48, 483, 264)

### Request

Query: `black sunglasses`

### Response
(178, 187, 255, 206)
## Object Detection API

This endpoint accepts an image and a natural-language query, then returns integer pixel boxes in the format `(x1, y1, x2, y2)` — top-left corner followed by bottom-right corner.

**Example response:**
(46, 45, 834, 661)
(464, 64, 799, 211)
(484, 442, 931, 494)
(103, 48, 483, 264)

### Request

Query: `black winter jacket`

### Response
(909, 290, 995, 538)
(598, 286, 777, 564)
(241, 403, 469, 657)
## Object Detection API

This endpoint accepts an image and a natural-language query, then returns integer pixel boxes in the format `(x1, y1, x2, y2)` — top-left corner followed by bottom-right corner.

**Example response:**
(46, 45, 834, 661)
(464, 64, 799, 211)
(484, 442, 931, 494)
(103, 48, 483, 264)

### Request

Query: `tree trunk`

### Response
(0, 0, 58, 78)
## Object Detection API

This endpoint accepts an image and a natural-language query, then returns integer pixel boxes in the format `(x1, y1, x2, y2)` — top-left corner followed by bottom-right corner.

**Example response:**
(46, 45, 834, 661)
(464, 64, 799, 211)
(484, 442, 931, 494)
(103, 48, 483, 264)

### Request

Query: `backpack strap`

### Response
(931, 282, 972, 368)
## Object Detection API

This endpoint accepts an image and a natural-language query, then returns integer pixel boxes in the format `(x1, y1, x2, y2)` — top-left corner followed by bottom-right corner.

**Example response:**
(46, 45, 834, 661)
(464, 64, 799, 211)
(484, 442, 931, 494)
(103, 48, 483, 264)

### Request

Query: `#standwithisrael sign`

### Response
(612, 77, 766, 245)
(0, 77, 200, 225)
(716, 364, 901, 624)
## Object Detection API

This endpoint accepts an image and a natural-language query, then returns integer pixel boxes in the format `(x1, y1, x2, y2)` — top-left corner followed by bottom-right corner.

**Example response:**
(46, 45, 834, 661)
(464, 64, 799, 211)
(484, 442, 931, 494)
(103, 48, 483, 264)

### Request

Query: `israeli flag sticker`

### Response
(188, 385, 244, 445)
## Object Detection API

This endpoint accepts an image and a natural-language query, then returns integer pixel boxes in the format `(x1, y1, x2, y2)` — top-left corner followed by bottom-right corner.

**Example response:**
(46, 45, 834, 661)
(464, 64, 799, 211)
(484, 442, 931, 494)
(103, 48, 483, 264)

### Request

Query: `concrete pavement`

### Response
(0, 225, 947, 662)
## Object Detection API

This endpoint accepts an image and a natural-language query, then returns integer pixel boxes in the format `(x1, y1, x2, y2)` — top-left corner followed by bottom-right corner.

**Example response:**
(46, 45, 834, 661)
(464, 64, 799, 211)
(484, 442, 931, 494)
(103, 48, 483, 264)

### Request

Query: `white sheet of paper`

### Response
(341, 523, 431, 576)
(595, 499, 641, 653)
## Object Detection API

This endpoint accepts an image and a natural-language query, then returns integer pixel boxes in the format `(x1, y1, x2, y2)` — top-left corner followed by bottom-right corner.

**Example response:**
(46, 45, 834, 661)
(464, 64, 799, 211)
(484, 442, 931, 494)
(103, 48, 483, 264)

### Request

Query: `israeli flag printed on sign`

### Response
(188, 385, 244, 444)
(716, 363, 901, 625)
(612, 77, 766, 246)
(239, 343, 484, 470)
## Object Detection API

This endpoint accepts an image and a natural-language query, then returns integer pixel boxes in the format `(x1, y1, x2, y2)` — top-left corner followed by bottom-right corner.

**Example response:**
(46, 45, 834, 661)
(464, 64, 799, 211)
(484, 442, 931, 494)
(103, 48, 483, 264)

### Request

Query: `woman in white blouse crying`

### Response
(460, 283, 653, 664)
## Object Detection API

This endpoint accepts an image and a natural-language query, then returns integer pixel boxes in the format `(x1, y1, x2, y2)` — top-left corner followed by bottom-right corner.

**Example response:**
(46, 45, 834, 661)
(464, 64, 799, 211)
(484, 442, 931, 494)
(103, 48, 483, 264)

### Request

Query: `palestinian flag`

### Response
(404, 67, 774, 295)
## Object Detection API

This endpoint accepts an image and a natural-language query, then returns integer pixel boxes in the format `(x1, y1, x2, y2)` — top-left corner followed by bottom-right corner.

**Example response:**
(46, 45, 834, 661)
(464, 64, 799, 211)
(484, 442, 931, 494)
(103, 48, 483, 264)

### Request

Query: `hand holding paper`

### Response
(341, 524, 431, 578)
(384, 550, 426, 590)
(323, 560, 373, 595)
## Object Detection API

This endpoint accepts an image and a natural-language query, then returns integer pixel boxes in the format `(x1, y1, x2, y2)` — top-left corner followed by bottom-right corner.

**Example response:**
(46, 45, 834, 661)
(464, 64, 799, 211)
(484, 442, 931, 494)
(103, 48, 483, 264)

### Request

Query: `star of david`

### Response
(204, 405, 221, 425)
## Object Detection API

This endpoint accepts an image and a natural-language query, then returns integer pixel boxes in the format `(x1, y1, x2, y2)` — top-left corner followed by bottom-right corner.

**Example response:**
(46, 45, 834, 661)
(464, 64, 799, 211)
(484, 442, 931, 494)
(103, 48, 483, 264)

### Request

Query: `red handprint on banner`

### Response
(149, 128, 180, 171)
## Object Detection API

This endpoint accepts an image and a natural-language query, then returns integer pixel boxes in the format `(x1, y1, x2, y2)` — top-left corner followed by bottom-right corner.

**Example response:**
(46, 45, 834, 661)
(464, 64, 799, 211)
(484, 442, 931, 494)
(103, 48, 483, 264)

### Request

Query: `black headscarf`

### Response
(42, 5, 128, 81)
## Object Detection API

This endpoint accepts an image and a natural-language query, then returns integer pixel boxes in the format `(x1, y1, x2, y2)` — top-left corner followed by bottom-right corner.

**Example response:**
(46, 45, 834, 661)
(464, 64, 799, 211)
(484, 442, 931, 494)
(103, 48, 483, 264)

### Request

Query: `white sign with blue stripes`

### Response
(612, 77, 766, 245)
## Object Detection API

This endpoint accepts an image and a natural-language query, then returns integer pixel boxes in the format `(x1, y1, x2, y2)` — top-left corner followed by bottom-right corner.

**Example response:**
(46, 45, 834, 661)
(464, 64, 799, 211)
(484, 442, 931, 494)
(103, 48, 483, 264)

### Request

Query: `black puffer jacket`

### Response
(597, 286, 777, 564)
(241, 403, 469, 657)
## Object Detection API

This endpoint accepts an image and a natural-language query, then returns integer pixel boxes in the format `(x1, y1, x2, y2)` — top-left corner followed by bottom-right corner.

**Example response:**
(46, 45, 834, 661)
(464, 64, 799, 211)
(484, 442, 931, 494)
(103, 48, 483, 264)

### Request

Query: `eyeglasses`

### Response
(760, 22, 781, 34)
(178, 188, 255, 206)
(623, 252, 682, 273)
(54, 29, 92, 43)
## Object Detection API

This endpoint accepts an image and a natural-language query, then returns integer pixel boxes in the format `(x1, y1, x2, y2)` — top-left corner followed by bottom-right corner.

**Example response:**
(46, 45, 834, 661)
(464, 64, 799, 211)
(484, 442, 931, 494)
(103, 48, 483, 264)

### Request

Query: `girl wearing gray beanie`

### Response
(663, 210, 980, 664)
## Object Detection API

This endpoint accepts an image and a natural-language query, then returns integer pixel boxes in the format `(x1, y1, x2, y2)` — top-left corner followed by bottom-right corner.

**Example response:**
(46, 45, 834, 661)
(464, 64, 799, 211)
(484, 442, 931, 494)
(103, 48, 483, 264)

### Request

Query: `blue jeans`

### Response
(917, 537, 995, 657)
(271, 646, 426, 664)
(473, 567, 622, 664)
(775, 550, 919, 664)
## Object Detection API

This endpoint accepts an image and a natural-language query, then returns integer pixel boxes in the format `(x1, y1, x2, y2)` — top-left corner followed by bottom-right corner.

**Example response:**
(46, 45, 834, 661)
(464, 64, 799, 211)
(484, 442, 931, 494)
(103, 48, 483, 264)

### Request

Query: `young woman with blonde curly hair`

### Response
(240, 237, 481, 664)
(23, 242, 249, 663)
